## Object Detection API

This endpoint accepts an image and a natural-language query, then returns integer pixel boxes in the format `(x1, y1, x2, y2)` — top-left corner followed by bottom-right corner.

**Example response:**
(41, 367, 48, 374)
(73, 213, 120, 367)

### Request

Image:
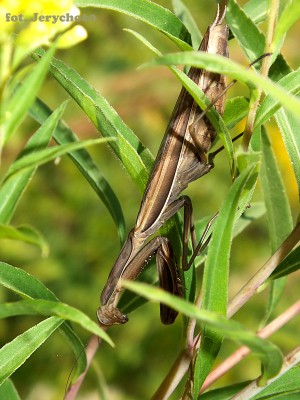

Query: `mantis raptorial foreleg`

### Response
(97, 8, 229, 327)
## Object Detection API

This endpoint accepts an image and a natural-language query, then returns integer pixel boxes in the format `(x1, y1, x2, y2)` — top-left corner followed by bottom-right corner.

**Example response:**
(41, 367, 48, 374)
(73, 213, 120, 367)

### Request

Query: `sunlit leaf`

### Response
(75, 0, 192, 49)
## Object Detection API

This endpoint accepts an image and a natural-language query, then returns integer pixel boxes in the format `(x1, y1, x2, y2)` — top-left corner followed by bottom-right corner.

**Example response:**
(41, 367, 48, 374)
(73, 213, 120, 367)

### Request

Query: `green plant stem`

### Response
(242, 0, 280, 150)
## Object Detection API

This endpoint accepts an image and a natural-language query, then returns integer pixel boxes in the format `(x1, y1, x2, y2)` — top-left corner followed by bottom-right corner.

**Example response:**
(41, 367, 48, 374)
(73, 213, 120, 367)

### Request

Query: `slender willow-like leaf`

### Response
(123, 280, 283, 386)
(32, 49, 154, 192)
(0, 263, 85, 379)
(255, 70, 300, 128)
(272, 1, 300, 60)
(227, 0, 265, 63)
(4, 137, 113, 180)
(74, 0, 192, 49)
(0, 103, 65, 224)
(243, 0, 267, 24)
(144, 52, 300, 117)
(30, 98, 126, 243)
(172, 0, 202, 48)
(194, 161, 260, 396)
(0, 317, 64, 384)
(3, 46, 55, 144)
(275, 108, 300, 194)
(0, 224, 48, 256)
(260, 129, 293, 323)
(0, 300, 113, 345)
(0, 379, 21, 400)
(269, 243, 300, 281)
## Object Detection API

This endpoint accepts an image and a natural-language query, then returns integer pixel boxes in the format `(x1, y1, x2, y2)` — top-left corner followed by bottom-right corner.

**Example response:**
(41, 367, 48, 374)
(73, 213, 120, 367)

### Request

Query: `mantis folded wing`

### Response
(97, 10, 229, 327)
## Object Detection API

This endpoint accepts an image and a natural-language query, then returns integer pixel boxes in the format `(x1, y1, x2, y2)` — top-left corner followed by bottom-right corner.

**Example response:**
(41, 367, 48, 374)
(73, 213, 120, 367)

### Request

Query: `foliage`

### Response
(0, 0, 299, 399)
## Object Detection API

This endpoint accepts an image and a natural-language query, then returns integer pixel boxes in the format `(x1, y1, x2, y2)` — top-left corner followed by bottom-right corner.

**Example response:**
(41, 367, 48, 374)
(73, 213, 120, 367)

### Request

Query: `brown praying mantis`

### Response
(97, 9, 229, 327)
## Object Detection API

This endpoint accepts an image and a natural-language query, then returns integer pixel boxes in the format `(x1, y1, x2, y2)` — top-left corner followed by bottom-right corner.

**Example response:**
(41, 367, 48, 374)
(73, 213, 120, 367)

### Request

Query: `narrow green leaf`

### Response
(199, 365, 300, 399)
(260, 129, 293, 323)
(74, 0, 192, 49)
(123, 280, 283, 385)
(0, 263, 87, 380)
(233, 201, 266, 237)
(252, 365, 300, 399)
(260, 131, 293, 251)
(30, 98, 126, 244)
(0, 300, 113, 346)
(195, 161, 260, 395)
(228, 0, 291, 74)
(269, 247, 300, 281)
(32, 50, 154, 192)
(0, 262, 59, 301)
(243, 0, 267, 24)
(0, 316, 63, 385)
(222, 97, 249, 129)
(272, 1, 300, 60)
(255, 70, 300, 129)
(3, 46, 56, 143)
(0, 379, 21, 400)
(144, 51, 300, 117)
(4, 137, 113, 180)
(198, 381, 249, 399)
(172, 0, 202, 48)
(0, 102, 66, 224)
(275, 108, 300, 195)
(227, 0, 265, 63)
(0, 224, 48, 256)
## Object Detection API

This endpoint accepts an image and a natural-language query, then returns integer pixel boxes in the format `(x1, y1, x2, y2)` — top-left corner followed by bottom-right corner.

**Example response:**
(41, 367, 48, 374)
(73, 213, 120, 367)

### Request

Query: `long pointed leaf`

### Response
(74, 0, 192, 49)
(0, 224, 48, 256)
(0, 263, 85, 379)
(0, 379, 21, 400)
(144, 52, 300, 117)
(123, 280, 283, 385)
(3, 46, 56, 143)
(0, 300, 113, 345)
(227, 0, 265, 63)
(32, 49, 154, 192)
(4, 137, 113, 180)
(195, 160, 260, 395)
(0, 102, 66, 224)
(255, 70, 300, 129)
(0, 317, 64, 385)
(30, 98, 126, 243)
(275, 108, 300, 195)
(260, 130, 293, 323)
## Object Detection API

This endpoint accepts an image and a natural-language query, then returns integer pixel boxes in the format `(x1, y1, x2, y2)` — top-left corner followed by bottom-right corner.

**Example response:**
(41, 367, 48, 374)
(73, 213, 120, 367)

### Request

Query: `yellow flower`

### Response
(1, 0, 87, 57)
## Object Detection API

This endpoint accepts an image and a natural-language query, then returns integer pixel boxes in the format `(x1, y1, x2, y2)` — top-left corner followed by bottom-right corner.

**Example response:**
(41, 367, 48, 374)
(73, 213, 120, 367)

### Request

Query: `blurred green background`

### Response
(1, 1, 299, 399)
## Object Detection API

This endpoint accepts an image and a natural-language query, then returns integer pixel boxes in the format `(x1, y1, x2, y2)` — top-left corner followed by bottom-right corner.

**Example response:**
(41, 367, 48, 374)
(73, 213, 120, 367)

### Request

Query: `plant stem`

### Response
(231, 345, 300, 400)
(151, 348, 193, 400)
(64, 334, 100, 400)
(200, 300, 300, 392)
(228, 221, 300, 317)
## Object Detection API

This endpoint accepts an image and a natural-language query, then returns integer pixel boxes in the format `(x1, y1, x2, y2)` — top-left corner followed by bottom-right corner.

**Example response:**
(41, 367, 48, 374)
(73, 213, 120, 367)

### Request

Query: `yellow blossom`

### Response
(1, 0, 87, 58)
